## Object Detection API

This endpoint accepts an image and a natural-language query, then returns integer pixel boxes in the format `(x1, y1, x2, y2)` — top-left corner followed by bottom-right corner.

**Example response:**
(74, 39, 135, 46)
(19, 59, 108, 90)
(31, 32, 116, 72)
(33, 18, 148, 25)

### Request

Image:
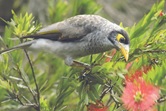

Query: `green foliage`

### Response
(0, 0, 166, 111)
(1, 10, 41, 37)
(47, 0, 101, 23)
(40, 97, 50, 111)
(127, 0, 166, 62)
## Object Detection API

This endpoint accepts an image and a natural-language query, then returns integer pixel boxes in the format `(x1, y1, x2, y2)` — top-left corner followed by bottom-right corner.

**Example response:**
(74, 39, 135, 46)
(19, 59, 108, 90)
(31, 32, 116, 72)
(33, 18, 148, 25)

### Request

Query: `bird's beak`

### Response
(120, 44, 129, 61)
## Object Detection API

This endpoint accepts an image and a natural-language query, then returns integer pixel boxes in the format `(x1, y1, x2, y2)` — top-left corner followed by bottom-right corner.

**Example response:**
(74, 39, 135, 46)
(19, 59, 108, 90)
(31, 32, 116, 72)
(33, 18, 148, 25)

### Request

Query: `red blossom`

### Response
(142, 65, 152, 74)
(121, 79, 160, 111)
(87, 101, 108, 111)
(125, 65, 152, 82)
(125, 70, 143, 82)
(159, 10, 164, 16)
(105, 49, 116, 62)
(126, 62, 133, 70)
(105, 57, 111, 63)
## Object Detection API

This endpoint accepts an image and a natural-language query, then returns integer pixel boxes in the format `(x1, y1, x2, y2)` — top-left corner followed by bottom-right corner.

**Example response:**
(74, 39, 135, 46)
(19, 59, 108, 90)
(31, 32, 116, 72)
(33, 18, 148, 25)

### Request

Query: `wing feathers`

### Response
(22, 33, 62, 41)
(0, 41, 35, 54)
(23, 15, 100, 42)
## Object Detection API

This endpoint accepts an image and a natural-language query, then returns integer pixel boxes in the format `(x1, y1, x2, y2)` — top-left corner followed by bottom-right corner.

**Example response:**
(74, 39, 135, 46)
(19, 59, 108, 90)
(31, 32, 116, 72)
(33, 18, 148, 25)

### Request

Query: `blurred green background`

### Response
(0, 0, 157, 34)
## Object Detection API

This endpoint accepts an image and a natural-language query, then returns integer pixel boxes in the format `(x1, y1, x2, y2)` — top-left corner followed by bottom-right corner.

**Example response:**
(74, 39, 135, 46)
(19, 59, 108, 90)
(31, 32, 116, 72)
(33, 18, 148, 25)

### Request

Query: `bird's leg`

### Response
(65, 57, 91, 69)
(73, 60, 91, 70)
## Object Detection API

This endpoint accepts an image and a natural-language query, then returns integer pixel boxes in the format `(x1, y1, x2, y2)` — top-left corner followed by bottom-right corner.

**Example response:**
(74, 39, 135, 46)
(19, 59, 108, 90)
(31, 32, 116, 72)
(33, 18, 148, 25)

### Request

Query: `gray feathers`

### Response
(0, 41, 35, 54)
(0, 15, 130, 64)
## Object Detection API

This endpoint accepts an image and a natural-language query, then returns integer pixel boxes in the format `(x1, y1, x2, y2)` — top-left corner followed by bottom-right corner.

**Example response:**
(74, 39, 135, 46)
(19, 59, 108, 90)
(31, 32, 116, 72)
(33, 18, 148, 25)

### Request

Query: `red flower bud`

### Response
(159, 10, 164, 16)
(87, 101, 108, 111)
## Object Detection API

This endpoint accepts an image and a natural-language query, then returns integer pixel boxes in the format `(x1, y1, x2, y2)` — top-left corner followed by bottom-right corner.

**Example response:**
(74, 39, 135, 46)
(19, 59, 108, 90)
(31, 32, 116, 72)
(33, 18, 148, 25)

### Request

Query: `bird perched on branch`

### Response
(0, 15, 130, 68)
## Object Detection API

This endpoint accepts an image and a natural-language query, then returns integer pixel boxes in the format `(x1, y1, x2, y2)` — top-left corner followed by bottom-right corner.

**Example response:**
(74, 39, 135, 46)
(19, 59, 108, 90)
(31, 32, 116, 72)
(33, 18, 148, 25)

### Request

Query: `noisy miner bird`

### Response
(0, 15, 130, 68)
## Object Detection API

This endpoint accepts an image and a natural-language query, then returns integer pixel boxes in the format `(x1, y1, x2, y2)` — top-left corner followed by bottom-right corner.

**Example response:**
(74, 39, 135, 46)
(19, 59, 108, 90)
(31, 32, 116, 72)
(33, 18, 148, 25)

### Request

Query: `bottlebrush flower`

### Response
(121, 79, 160, 111)
(125, 65, 152, 82)
(126, 62, 133, 70)
(142, 65, 151, 74)
(125, 70, 143, 82)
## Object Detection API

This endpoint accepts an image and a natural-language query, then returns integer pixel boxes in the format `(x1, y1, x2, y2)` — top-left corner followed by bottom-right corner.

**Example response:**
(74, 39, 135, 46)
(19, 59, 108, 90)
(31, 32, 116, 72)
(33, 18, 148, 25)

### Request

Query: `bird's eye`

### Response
(119, 37, 125, 43)
(116, 34, 125, 43)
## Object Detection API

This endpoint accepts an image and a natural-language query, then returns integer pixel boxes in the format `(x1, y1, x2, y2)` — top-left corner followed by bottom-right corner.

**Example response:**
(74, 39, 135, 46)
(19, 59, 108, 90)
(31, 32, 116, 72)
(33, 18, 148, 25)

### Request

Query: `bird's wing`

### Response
(23, 15, 99, 41)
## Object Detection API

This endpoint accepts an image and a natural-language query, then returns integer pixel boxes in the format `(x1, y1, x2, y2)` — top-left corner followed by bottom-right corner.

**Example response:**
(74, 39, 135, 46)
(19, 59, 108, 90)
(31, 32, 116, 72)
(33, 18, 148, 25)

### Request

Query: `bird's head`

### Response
(108, 30, 130, 61)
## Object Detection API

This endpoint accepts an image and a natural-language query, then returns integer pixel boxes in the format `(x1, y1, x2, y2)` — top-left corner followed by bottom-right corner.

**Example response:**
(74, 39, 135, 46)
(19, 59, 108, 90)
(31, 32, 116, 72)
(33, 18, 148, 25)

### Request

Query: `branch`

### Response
(15, 94, 24, 106)
(142, 49, 166, 54)
(99, 86, 111, 101)
(16, 65, 38, 105)
(14, 91, 38, 110)
(157, 95, 166, 103)
(109, 90, 122, 108)
(24, 49, 40, 111)
(99, 78, 118, 102)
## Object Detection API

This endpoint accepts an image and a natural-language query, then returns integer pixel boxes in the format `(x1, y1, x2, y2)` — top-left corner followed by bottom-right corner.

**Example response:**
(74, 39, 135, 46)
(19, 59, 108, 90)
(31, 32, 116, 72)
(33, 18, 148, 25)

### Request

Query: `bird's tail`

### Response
(0, 41, 35, 54)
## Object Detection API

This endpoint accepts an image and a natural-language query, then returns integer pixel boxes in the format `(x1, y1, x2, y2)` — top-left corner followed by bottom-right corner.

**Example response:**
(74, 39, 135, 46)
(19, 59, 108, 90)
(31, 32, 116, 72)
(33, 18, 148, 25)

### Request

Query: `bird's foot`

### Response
(73, 60, 91, 70)
(65, 57, 91, 70)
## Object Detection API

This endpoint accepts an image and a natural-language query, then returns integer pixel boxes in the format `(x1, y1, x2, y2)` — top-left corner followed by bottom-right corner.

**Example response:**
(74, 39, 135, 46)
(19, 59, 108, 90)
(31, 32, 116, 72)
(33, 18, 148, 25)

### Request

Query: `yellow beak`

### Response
(120, 44, 129, 61)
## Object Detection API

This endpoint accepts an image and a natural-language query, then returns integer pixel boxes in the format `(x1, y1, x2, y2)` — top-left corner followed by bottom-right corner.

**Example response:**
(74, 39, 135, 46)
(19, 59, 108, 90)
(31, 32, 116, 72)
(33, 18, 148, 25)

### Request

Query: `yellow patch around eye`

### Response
(116, 34, 125, 42)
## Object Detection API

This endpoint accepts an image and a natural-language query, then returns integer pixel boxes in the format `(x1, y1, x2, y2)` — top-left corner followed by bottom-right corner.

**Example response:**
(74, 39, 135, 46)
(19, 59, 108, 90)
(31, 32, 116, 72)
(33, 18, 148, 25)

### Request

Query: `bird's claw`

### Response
(73, 60, 91, 70)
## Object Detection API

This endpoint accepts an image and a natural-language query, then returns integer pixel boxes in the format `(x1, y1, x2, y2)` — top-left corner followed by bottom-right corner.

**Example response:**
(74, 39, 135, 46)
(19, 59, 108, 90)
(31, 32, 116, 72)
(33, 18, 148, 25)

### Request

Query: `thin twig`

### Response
(142, 49, 166, 54)
(24, 49, 40, 111)
(14, 87, 39, 110)
(90, 54, 93, 65)
(109, 90, 122, 109)
(99, 86, 112, 101)
(22, 95, 32, 104)
(15, 94, 38, 110)
(16, 65, 38, 105)
(15, 94, 25, 105)
(92, 53, 105, 65)
(157, 95, 166, 103)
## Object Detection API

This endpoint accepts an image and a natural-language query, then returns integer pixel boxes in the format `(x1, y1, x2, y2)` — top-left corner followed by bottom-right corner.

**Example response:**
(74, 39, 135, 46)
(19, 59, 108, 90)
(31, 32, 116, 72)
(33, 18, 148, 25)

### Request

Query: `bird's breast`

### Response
(29, 39, 113, 59)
